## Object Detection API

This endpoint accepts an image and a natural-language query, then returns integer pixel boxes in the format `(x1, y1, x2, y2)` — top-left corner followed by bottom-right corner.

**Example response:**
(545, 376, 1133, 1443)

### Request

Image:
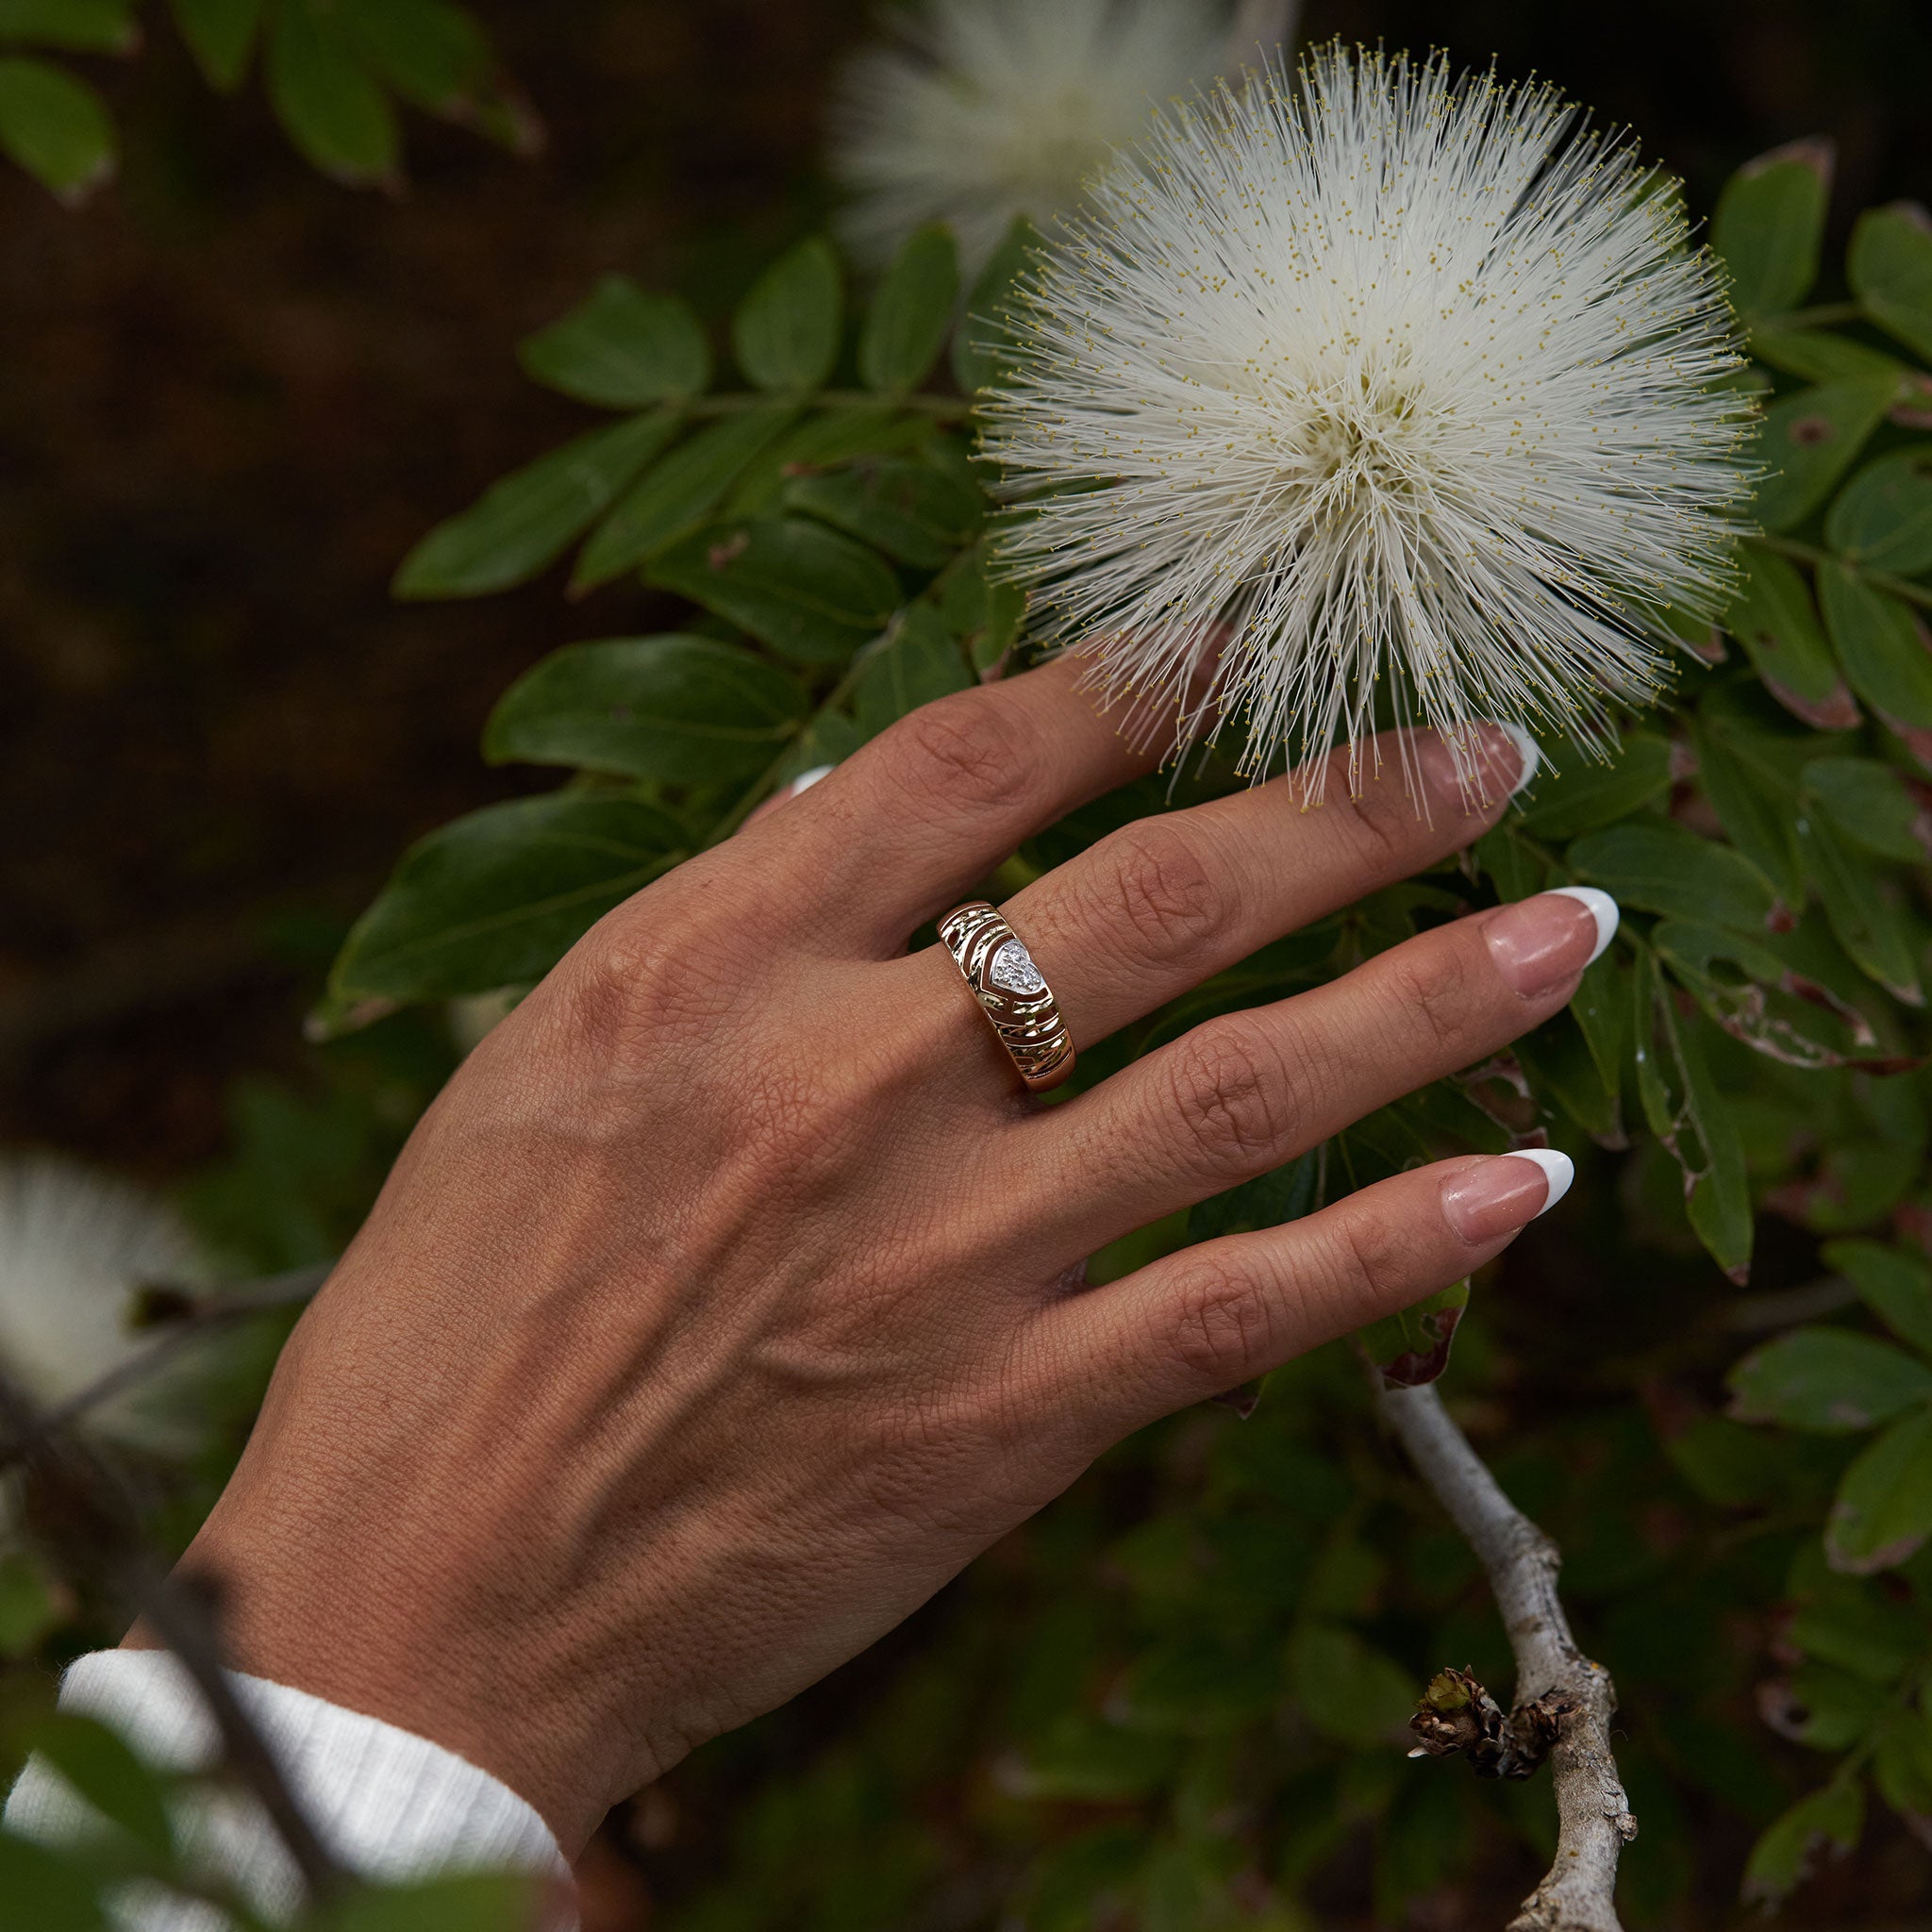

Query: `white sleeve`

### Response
(4, 1650, 576, 1931)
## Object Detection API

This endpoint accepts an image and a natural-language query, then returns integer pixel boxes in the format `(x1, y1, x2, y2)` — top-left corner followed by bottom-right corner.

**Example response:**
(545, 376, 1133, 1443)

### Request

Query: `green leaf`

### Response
(331, 792, 687, 1003)
(170, 0, 263, 89)
(0, 1833, 107, 1931)
(1743, 1780, 1863, 1907)
(314, 1873, 539, 1932)
(952, 213, 1036, 394)
(1516, 1007, 1619, 1138)
(725, 405, 935, 515)
(1749, 379, 1897, 534)
(1724, 543, 1859, 728)
(1512, 732, 1672, 839)
(1691, 710, 1804, 901)
(1187, 1151, 1318, 1243)
(484, 635, 805, 783)
(1824, 1239, 1932, 1358)
(394, 408, 679, 599)
(1802, 756, 1924, 862)
(646, 516, 900, 665)
(337, 0, 487, 115)
(854, 603, 972, 735)
(1789, 1582, 1923, 1680)
(265, 1, 399, 189)
(1286, 1625, 1415, 1746)
(1848, 202, 1932, 364)
(785, 453, 982, 567)
(1727, 1326, 1932, 1432)
(19, 1714, 174, 1860)
(1824, 449, 1932, 577)
(1872, 1711, 1932, 1815)
(1712, 140, 1832, 317)
(0, 0, 137, 54)
(1796, 811, 1924, 1003)
(0, 56, 112, 200)
(517, 276, 710, 408)
(1826, 1407, 1932, 1573)
(731, 237, 841, 392)
(1571, 947, 1629, 1105)
(933, 540, 1026, 673)
(859, 222, 958, 393)
(1358, 1279, 1469, 1389)
(1633, 950, 1753, 1279)
(1818, 560, 1932, 733)
(1751, 326, 1911, 388)
(1777, 1663, 1890, 1750)
(570, 404, 794, 592)
(1568, 823, 1775, 931)
(1655, 918, 1890, 1071)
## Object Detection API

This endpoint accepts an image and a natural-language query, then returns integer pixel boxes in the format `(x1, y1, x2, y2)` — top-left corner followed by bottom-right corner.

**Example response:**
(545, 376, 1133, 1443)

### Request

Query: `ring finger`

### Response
(1010, 883, 1617, 1260)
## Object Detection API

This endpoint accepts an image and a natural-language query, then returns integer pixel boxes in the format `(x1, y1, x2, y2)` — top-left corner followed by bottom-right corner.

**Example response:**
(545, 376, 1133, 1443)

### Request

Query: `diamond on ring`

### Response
(937, 902, 1075, 1093)
(988, 939, 1046, 996)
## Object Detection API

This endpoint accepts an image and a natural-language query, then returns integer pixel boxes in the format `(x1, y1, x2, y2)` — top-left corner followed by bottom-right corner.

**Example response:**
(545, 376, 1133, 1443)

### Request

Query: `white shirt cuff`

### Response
(4, 1650, 575, 1929)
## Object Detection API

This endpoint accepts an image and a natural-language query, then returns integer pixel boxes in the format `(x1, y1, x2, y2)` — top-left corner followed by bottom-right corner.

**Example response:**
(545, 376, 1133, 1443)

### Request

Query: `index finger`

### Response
(744, 653, 1173, 951)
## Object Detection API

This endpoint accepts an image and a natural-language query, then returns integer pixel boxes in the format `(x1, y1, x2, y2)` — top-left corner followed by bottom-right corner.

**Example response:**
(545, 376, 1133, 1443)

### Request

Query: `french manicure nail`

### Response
(1411, 723, 1541, 805)
(1548, 885, 1619, 963)
(1484, 889, 1621, 997)
(1441, 1148, 1574, 1241)
(790, 763, 835, 794)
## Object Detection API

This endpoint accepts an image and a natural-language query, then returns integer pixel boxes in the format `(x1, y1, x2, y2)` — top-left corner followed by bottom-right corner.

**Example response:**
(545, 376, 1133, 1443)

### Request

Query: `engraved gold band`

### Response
(939, 901, 1075, 1093)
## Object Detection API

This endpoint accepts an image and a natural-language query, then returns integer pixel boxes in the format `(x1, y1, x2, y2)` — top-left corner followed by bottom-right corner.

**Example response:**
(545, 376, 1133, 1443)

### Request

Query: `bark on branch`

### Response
(1379, 1380, 1638, 1932)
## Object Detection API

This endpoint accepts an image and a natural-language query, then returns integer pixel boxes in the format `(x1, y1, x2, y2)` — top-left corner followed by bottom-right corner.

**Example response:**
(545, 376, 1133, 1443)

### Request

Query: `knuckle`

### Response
(884, 692, 1039, 820)
(1332, 1208, 1415, 1313)
(1339, 774, 1413, 862)
(1380, 942, 1475, 1059)
(1090, 820, 1229, 958)
(1165, 1254, 1276, 1389)
(1161, 1016, 1293, 1176)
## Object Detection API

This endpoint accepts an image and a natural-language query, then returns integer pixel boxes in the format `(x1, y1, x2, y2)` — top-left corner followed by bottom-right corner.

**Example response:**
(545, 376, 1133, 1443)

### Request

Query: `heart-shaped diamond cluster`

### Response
(989, 939, 1046, 996)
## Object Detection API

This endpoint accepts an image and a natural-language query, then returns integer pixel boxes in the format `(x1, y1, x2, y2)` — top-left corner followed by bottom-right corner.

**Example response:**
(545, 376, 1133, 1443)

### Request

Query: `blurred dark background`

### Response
(4, 0, 1929, 1177)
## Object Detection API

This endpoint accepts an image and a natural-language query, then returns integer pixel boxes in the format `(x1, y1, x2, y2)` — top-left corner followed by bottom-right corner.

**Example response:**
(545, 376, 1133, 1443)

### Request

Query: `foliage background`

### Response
(6, 3, 1932, 1928)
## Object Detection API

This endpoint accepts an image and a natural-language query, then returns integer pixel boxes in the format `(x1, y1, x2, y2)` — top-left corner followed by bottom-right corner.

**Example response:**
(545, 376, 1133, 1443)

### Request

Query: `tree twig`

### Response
(0, 1366, 349, 1906)
(1379, 1380, 1637, 1932)
(0, 1263, 332, 1477)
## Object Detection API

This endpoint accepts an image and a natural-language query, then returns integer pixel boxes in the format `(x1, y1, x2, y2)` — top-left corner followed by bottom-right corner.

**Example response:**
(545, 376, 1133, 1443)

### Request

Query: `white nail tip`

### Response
(1497, 723, 1541, 797)
(791, 763, 836, 794)
(1549, 885, 1620, 964)
(1504, 1147, 1574, 1218)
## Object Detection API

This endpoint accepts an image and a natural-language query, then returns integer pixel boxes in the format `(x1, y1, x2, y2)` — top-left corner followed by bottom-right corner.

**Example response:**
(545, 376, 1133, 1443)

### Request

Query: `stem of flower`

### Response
(1768, 301, 1866, 330)
(683, 390, 972, 424)
(1756, 534, 1932, 612)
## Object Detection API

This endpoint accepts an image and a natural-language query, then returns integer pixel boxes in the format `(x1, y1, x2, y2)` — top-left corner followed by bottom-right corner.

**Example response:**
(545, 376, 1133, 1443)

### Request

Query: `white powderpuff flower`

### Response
(830, 0, 1240, 275)
(984, 43, 1754, 794)
(0, 1153, 211, 1454)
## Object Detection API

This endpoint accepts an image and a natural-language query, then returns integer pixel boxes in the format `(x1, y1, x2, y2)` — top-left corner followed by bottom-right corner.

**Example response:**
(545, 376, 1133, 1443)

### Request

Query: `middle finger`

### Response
(996, 722, 1536, 1048)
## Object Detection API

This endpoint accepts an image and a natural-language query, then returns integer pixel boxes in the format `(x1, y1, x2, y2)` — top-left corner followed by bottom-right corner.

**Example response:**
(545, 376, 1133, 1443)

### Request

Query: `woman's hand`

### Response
(174, 659, 1609, 1852)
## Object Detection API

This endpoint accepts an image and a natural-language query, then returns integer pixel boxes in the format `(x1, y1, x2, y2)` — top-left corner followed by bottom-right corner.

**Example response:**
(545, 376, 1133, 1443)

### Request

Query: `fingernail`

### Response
(1549, 885, 1619, 963)
(1441, 1148, 1574, 1241)
(1496, 724, 1541, 796)
(1483, 889, 1620, 996)
(790, 763, 835, 794)
(1412, 724, 1541, 804)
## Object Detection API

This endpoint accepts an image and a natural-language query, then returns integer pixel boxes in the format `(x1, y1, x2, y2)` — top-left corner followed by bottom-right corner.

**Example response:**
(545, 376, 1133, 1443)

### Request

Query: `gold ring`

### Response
(939, 901, 1075, 1093)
